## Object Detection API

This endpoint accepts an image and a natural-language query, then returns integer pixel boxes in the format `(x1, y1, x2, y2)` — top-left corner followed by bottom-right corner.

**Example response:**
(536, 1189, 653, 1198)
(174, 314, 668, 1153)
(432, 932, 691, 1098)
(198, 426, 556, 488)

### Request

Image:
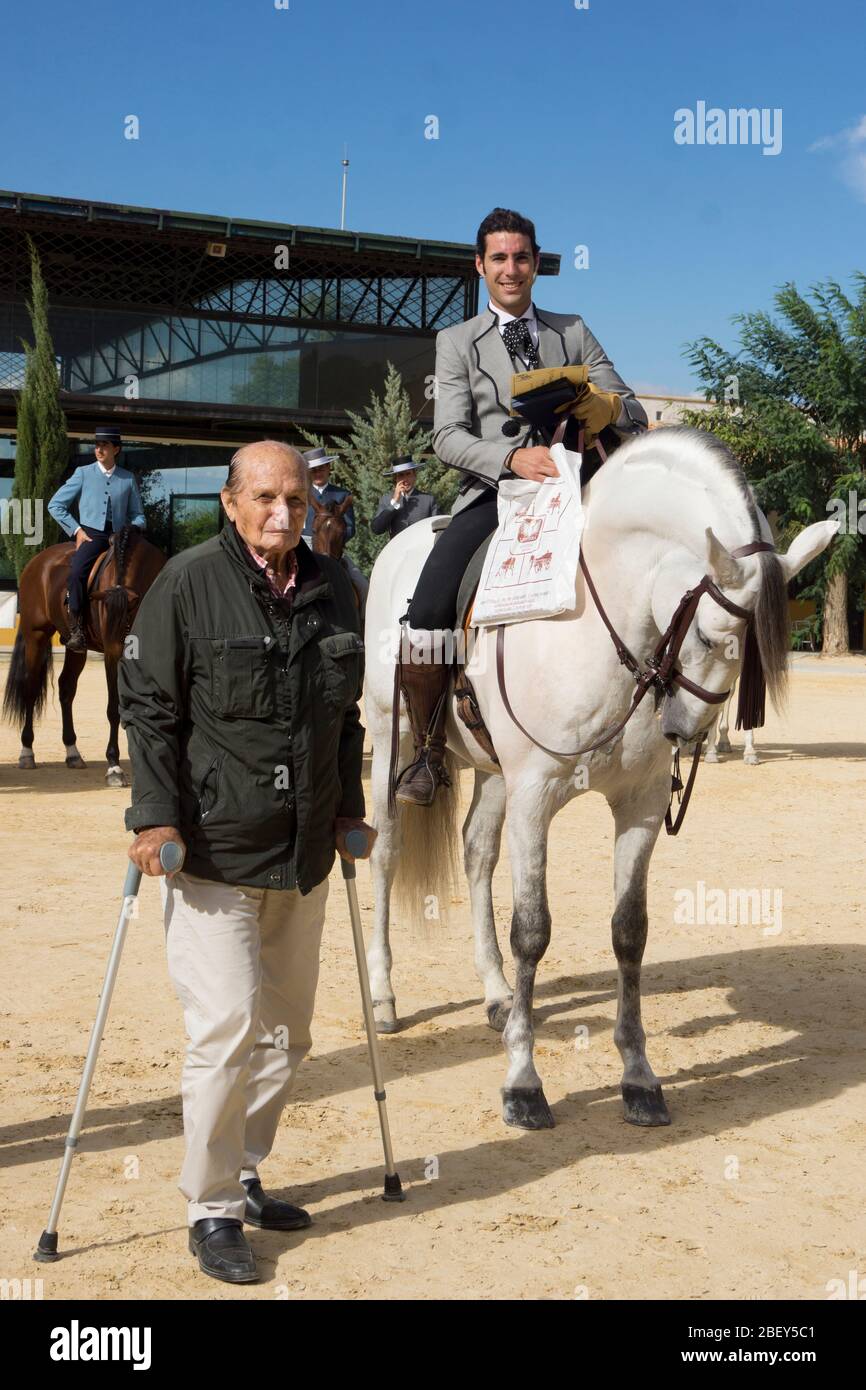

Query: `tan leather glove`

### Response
(510, 365, 589, 400)
(556, 381, 623, 433)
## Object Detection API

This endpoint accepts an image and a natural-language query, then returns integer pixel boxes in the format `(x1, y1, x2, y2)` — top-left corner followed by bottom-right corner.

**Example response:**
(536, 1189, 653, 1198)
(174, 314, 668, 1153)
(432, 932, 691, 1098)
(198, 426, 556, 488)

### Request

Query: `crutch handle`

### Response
(339, 827, 369, 879)
(123, 839, 186, 899)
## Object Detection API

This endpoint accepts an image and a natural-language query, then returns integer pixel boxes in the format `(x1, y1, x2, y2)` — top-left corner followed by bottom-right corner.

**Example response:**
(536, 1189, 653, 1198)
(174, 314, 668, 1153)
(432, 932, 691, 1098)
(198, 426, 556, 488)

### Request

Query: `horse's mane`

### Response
(609, 426, 789, 709)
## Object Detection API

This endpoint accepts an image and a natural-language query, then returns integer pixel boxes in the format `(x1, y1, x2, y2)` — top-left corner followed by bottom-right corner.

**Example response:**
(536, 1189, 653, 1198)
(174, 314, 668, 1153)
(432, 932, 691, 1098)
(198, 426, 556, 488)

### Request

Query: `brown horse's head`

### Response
(310, 494, 353, 559)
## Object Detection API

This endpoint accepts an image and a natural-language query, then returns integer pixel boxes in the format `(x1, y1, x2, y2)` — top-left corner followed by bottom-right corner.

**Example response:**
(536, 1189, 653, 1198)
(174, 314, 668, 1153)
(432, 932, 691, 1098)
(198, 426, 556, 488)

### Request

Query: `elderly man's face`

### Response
(221, 446, 309, 564)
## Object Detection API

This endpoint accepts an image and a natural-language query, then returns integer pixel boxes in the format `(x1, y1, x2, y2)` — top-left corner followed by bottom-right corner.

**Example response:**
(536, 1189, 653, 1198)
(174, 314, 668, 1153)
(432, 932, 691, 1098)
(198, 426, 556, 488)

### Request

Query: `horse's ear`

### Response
(704, 527, 745, 588)
(310, 495, 325, 514)
(338, 494, 353, 514)
(777, 518, 839, 582)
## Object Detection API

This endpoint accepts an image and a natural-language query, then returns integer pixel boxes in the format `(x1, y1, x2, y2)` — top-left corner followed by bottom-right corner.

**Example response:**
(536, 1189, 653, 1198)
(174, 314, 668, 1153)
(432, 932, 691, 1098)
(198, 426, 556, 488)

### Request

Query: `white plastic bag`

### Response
(471, 441, 584, 626)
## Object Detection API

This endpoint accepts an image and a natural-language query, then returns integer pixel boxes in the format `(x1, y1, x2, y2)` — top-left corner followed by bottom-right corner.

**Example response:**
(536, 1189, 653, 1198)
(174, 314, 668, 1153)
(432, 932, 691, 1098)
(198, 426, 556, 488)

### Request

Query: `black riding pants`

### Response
(67, 526, 111, 616)
(408, 489, 499, 630)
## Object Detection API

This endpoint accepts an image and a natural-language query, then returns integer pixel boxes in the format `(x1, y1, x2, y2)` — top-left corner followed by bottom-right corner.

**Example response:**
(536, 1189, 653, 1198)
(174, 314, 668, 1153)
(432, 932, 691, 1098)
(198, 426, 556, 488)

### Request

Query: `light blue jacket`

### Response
(47, 462, 147, 538)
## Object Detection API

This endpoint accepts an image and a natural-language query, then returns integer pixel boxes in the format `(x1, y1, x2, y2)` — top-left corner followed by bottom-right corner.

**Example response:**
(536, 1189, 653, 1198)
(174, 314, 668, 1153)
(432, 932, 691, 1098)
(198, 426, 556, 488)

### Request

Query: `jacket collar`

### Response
(471, 304, 568, 412)
(219, 522, 331, 609)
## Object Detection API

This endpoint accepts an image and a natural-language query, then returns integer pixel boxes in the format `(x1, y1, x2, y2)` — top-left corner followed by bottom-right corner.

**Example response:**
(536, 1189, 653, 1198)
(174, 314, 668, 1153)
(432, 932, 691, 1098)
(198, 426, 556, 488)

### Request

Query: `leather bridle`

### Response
(493, 427, 776, 833)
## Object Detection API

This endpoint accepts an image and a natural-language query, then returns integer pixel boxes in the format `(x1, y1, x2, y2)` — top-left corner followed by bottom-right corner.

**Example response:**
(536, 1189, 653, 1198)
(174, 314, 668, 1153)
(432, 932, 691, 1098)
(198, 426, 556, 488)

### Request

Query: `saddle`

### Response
(62, 535, 122, 648)
(428, 516, 499, 764)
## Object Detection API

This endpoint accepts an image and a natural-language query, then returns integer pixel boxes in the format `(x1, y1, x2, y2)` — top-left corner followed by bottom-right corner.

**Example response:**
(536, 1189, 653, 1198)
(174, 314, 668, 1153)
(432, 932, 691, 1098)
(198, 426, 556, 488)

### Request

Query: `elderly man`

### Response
(118, 439, 376, 1286)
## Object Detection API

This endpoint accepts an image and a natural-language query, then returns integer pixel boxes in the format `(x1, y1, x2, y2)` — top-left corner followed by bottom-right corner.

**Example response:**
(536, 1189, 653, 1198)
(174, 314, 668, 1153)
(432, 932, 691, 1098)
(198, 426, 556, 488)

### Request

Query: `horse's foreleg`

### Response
(703, 707, 722, 763)
(715, 687, 734, 754)
(104, 656, 127, 786)
(58, 648, 87, 767)
(367, 727, 405, 1033)
(500, 782, 556, 1129)
(610, 786, 670, 1127)
(463, 769, 511, 1030)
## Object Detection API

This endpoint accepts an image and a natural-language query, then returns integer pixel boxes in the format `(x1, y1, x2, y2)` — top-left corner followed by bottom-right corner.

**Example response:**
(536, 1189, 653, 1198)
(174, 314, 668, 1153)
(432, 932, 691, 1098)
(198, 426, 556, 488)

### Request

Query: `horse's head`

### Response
(653, 519, 838, 747)
(310, 494, 353, 559)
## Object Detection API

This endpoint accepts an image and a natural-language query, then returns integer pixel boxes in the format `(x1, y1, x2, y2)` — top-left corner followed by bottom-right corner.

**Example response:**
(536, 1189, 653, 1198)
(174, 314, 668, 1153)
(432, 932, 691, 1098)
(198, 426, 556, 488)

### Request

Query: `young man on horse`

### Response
(301, 446, 356, 542)
(301, 444, 369, 609)
(47, 427, 146, 653)
(395, 206, 649, 806)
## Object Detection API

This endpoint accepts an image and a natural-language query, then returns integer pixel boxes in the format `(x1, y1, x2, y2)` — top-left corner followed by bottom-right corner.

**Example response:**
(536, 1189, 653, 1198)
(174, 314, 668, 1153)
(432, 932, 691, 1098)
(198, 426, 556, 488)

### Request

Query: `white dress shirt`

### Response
(488, 300, 540, 363)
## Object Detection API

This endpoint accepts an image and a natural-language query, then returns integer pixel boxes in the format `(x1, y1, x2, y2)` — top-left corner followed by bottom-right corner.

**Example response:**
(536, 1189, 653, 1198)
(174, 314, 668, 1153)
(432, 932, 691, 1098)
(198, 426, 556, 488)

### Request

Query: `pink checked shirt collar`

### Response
(243, 540, 298, 600)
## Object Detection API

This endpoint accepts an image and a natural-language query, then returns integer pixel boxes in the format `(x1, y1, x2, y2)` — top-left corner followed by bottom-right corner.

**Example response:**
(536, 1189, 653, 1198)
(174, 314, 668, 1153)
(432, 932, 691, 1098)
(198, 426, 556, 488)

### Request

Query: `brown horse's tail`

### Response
(102, 525, 135, 646)
(2, 630, 53, 727)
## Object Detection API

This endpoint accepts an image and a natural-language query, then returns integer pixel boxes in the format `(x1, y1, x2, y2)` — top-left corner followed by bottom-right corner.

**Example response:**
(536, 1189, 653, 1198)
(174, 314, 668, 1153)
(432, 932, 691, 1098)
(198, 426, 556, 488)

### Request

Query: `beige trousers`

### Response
(160, 869, 329, 1225)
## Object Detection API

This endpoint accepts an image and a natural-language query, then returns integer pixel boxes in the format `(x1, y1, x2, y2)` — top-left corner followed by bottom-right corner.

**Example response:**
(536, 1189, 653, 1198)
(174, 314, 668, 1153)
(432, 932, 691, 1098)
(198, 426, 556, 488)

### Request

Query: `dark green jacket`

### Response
(118, 522, 365, 893)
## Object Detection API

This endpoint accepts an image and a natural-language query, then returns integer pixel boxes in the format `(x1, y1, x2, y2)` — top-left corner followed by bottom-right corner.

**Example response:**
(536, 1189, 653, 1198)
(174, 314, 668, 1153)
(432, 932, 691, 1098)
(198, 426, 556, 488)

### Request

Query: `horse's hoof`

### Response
(716, 736, 732, 754)
(65, 755, 86, 769)
(622, 1083, 671, 1127)
(743, 752, 760, 766)
(502, 1086, 555, 1130)
(105, 768, 128, 787)
(373, 1000, 399, 1034)
(704, 747, 720, 764)
(486, 999, 512, 1032)
(18, 753, 36, 770)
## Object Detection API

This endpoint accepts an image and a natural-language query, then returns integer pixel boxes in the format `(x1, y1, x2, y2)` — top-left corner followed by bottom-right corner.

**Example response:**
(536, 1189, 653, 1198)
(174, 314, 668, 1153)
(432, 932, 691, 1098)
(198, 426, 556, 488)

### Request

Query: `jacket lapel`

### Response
(534, 309, 568, 367)
(471, 309, 513, 414)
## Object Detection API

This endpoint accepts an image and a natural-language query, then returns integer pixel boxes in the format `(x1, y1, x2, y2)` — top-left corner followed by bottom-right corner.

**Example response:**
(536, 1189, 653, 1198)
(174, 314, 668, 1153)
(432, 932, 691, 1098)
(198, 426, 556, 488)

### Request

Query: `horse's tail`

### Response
(2, 629, 53, 727)
(102, 525, 133, 646)
(392, 752, 462, 928)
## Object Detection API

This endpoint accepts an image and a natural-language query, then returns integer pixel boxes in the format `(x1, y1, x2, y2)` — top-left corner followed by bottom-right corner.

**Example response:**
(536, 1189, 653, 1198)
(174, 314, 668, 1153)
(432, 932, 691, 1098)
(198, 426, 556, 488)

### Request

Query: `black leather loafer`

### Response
(242, 1178, 312, 1231)
(188, 1217, 258, 1283)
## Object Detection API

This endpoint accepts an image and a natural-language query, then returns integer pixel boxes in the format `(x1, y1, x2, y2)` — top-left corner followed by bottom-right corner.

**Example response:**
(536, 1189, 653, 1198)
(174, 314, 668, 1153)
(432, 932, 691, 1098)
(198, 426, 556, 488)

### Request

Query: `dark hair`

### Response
(475, 208, 540, 261)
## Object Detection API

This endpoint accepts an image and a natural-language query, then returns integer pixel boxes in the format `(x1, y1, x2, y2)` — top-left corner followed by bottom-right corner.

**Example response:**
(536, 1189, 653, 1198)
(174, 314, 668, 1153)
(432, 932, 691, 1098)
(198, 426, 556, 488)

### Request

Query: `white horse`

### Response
(363, 427, 836, 1130)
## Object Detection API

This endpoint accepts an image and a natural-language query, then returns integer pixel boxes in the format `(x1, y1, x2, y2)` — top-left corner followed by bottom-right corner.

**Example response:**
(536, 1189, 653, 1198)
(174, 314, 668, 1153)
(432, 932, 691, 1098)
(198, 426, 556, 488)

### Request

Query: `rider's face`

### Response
(94, 442, 119, 469)
(476, 232, 540, 316)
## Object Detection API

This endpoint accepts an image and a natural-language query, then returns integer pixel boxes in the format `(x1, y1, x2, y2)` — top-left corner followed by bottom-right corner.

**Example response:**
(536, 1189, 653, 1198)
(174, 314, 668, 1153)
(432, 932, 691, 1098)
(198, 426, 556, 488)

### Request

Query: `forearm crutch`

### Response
(341, 828, 404, 1202)
(34, 841, 185, 1262)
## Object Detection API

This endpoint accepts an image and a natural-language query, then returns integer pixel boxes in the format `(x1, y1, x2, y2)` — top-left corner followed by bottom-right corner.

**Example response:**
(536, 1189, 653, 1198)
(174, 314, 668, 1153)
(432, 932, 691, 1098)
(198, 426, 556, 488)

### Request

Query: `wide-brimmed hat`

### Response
(303, 446, 337, 468)
(390, 455, 420, 475)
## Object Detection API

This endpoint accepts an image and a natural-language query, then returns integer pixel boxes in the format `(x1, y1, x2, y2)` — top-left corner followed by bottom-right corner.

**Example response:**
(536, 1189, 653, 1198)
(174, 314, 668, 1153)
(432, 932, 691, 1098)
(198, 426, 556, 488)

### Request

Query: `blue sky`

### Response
(3, 0, 864, 393)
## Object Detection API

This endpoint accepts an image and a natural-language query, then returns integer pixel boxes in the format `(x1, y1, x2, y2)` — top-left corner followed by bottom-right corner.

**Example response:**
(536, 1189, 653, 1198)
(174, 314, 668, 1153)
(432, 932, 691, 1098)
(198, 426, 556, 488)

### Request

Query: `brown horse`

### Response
(309, 493, 368, 617)
(2, 526, 166, 786)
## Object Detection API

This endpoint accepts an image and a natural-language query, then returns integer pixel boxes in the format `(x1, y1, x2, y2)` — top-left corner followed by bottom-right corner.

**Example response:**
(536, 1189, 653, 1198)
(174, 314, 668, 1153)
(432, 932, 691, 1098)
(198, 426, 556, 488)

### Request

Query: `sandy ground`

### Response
(0, 651, 864, 1302)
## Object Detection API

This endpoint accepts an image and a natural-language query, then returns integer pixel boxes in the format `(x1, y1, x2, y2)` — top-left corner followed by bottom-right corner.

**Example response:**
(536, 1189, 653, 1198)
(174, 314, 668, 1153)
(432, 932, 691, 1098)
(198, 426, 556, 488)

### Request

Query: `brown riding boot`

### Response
(395, 645, 452, 807)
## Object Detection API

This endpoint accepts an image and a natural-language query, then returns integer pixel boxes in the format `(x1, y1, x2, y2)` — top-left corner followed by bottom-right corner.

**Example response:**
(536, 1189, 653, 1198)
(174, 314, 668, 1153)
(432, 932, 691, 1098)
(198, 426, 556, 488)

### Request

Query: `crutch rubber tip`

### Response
(34, 1230, 59, 1262)
(382, 1172, 405, 1202)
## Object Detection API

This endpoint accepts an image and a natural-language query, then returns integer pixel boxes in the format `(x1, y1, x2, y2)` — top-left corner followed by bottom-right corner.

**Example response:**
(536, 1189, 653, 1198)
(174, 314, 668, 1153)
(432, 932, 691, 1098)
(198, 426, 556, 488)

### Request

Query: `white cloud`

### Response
(808, 114, 866, 201)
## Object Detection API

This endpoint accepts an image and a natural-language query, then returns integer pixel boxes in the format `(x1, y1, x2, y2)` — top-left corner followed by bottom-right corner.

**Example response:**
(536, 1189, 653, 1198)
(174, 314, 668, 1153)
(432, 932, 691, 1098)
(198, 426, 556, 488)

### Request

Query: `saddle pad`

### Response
(455, 535, 494, 633)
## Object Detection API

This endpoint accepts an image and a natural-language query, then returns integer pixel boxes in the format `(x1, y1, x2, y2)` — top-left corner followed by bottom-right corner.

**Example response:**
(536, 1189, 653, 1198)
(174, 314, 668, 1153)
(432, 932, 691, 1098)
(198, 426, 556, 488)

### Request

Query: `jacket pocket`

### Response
(212, 636, 277, 718)
(316, 631, 364, 708)
(196, 754, 224, 824)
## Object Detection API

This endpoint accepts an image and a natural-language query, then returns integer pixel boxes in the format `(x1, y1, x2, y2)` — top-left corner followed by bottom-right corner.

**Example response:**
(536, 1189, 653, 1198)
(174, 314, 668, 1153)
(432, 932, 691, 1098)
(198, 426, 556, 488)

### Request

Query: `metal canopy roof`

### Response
(0, 189, 561, 276)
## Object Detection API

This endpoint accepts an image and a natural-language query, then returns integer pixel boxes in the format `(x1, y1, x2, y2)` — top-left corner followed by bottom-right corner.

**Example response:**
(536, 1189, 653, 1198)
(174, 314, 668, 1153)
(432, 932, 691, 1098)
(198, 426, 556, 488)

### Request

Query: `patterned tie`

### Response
(501, 316, 540, 369)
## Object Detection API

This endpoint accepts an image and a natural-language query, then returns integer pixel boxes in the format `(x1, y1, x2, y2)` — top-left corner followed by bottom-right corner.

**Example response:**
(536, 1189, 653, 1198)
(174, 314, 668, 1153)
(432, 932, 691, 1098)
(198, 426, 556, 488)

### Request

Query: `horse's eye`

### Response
(697, 630, 714, 651)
